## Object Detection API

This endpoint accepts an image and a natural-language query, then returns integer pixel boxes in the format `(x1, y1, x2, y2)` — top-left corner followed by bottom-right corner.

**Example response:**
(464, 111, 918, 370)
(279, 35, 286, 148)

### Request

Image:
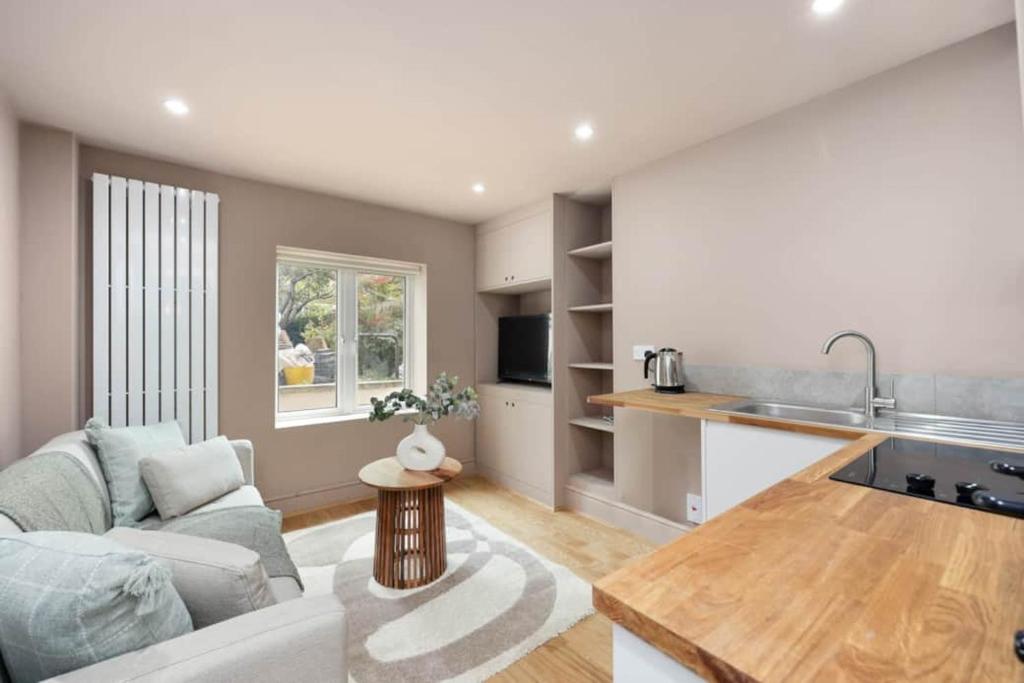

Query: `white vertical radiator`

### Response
(92, 173, 219, 443)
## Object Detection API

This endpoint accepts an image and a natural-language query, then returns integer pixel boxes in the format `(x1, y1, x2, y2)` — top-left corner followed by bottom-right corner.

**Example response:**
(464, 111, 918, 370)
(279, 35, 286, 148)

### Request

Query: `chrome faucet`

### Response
(821, 330, 896, 417)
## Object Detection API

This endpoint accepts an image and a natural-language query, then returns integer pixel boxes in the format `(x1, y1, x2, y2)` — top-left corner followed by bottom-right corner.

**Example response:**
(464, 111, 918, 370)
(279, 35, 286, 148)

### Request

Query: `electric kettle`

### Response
(643, 348, 685, 394)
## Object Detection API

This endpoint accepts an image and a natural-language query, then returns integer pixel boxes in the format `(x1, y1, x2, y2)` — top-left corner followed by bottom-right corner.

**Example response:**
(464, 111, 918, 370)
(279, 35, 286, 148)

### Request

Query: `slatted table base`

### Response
(373, 485, 447, 589)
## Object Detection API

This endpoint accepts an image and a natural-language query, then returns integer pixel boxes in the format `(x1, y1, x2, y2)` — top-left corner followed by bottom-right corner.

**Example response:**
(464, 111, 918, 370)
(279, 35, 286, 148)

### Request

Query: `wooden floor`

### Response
(283, 475, 657, 682)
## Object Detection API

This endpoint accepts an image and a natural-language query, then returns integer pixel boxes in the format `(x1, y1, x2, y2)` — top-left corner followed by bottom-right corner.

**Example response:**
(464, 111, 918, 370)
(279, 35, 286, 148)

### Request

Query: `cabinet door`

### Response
(510, 395, 554, 493)
(475, 393, 506, 471)
(505, 211, 552, 285)
(475, 228, 510, 291)
(702, 421, 848, 522)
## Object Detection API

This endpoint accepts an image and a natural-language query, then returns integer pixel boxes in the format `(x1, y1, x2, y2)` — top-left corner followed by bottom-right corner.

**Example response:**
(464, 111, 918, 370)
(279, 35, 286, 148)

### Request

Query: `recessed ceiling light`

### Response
(472, 182, 486, 194)
(812, 0, 844, 15)
(163, 98, 189, 116)
(574, 122, 595, 141)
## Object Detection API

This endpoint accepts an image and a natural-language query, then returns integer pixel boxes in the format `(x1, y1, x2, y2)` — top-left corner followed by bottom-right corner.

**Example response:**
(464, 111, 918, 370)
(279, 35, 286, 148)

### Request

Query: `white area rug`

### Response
(283, 500, 594, 682)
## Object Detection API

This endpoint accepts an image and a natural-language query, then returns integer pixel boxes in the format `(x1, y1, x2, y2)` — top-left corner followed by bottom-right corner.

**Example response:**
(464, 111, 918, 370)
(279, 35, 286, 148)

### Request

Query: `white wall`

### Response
(613, 25, 1024, 516)
(0, 91, 19, 464)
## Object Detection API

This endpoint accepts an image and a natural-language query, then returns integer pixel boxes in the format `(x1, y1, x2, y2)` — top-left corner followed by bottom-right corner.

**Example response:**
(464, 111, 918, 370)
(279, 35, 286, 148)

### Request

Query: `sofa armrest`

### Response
(228, 439, 254, 486)
(46, 594, 346, 683)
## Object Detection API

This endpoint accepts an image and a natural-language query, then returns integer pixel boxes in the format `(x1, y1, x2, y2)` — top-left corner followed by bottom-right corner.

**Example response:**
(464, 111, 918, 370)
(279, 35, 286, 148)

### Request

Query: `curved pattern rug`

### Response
(283, 501, 594, 682)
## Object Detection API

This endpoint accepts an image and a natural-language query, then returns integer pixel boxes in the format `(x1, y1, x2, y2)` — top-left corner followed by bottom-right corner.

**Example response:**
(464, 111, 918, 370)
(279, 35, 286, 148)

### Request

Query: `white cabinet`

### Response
(613, 625, 704, 683)
(476, 384, 553, 505)
(475, 209, 552, 292)
(701, 420, 848, 522)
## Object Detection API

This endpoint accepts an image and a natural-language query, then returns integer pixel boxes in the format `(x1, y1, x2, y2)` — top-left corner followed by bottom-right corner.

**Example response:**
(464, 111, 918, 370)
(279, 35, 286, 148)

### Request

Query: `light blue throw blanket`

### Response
(0, 452, 109, 533)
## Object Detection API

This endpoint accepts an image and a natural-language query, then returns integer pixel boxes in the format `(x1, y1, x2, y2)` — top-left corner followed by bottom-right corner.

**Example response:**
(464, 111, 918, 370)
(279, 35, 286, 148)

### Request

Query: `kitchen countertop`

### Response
(590, 389, 1024, 679)
(593, 431, 1024, 681)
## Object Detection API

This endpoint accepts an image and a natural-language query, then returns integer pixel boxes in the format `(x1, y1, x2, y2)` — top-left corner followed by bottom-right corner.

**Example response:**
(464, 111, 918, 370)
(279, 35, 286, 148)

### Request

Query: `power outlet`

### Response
(633, 344, 656, 360)
(686, 493, 704, 524)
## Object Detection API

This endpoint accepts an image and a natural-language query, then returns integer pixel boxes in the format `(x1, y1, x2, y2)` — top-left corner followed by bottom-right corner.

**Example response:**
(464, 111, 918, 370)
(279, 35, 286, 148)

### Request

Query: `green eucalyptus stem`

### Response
(368, 372, 480, 426)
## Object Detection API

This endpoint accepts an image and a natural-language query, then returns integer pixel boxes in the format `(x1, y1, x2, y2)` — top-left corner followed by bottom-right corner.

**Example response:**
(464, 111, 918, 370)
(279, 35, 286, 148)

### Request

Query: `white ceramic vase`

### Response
(396, 424, 446, 471)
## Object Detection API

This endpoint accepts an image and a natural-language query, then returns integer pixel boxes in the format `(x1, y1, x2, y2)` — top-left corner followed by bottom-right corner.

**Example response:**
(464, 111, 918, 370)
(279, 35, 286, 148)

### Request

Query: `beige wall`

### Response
(0, 92, 19, 464)
(613, 26, 1024, 515)
(19, 124, 79, 453)
(1017, 4, 1024, 125)
(78, 146, 476, 512)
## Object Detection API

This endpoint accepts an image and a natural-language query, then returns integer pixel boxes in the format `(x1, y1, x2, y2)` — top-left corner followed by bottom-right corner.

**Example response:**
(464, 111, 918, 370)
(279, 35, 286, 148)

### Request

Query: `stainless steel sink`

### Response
(710, 400, 870, 429)
(709, 399, 1024, 450)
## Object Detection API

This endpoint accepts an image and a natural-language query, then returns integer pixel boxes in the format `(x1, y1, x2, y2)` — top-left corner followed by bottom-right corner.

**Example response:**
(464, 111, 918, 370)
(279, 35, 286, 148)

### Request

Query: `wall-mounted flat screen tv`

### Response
(498, 314, 552, 386)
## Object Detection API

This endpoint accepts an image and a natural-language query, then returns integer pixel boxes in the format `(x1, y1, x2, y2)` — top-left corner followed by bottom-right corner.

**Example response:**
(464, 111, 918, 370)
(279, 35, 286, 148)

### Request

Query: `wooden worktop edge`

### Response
(586, 393, 730, 420)
(789, 432, 888, 483)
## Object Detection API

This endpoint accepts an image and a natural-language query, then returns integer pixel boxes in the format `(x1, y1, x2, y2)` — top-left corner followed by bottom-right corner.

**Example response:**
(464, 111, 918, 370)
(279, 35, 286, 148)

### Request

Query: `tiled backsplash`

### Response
(681, 365, 1024, 423)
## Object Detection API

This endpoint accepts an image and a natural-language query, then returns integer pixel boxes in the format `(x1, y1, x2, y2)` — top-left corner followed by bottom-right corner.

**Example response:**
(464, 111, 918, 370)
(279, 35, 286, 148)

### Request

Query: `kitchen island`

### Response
(590, 390, 1024, 682)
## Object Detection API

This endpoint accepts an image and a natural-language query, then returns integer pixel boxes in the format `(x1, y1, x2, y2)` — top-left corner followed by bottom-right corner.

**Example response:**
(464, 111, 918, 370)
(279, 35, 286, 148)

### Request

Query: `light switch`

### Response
(633, 345, 656, 360)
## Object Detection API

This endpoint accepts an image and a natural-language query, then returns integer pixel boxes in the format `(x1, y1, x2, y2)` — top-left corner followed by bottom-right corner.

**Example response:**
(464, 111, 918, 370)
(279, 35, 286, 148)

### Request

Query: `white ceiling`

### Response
(0, 0, 1015, 224)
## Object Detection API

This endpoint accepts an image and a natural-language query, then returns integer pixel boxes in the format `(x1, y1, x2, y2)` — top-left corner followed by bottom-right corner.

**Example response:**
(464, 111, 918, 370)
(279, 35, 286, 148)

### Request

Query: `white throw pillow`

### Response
(105, 528, 276, 629)
(139, 436, 244, 520)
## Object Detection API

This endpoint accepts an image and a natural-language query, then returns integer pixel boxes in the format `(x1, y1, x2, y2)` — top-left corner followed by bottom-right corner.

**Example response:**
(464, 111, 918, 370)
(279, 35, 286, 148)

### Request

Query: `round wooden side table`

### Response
(358, 456, 462, 589)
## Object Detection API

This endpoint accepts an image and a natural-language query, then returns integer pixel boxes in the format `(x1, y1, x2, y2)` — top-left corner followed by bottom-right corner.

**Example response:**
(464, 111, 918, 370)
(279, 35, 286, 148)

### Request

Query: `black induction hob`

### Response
(830, 437, 1024, 519)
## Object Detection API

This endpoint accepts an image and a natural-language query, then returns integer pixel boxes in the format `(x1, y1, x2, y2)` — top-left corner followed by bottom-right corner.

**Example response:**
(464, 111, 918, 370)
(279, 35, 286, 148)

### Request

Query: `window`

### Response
(275, 247, 426, 426)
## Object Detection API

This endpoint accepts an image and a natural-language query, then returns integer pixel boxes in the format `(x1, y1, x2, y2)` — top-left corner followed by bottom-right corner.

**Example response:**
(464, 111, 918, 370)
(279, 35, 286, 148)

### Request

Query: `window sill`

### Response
(274, 407, 417, 430)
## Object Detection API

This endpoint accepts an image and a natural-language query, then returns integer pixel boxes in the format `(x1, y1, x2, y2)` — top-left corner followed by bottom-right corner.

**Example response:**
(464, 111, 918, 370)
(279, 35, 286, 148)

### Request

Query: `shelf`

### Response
(566, 468, 615, 500)
(567, 240, 613, 260)
(568, 302, 613, 313)
(476, 277, 552, 296)
(569, 362, 613, 371)
(569, 416, 615, 433)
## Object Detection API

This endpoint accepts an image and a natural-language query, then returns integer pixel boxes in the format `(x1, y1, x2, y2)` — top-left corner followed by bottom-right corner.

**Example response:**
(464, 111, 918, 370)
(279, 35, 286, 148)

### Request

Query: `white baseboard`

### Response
(563, 485, 691, 545)
(269, 459, 477, 516)
(475, 464, 555, 509)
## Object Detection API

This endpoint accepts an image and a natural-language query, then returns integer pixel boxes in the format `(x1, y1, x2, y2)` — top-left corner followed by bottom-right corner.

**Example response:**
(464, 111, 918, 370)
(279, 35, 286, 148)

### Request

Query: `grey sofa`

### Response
(0, 431, 347, 683)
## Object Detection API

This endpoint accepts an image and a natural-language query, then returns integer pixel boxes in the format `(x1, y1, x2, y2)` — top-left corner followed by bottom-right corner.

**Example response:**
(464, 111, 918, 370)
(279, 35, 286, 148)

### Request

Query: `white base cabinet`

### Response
(613, 625, 703, 682)
(700, 420, 849, 522)
(475, 383, 554, 506)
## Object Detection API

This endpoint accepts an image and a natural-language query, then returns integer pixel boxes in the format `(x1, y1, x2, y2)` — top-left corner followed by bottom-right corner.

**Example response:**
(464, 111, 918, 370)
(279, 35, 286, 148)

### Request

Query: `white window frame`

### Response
(275, 246, 427, 428)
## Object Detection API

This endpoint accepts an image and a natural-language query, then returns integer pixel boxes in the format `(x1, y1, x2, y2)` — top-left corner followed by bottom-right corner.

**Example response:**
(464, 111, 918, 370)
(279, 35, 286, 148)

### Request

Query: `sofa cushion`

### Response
(191, 484, 265, 514)
(269, 576, 304, 603)
(136, 486, 265, 530)
(85, 419, 187, 527)
(105, 528, 276, 629)
(140, 436, 245, 520)
(0, 531, 192, 683)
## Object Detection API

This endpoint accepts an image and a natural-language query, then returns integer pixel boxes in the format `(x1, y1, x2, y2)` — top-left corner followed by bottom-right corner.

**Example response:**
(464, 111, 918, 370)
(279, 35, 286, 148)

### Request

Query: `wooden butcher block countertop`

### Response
(593, 432, 1024, 682)
(589, 389, 875, 440)
(589, 389, 741, 420)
